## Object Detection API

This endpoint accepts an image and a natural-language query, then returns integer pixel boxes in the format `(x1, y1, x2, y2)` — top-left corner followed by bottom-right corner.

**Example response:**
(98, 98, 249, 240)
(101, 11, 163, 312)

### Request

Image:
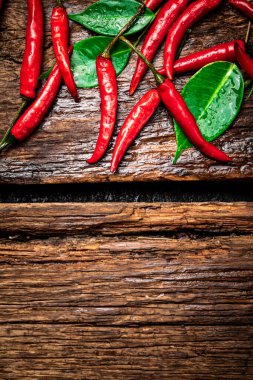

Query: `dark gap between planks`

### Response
(0, 181, 252, 203)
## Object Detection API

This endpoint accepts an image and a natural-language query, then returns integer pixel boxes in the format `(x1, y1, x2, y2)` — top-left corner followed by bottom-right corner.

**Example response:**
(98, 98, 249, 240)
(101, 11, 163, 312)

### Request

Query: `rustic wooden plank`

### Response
(0, 202, 252, 377)
(0, 202, 252, 235)
(0, 234, 252, 325)
(0, 325, 252, 379)
(0, 1, 252, 183)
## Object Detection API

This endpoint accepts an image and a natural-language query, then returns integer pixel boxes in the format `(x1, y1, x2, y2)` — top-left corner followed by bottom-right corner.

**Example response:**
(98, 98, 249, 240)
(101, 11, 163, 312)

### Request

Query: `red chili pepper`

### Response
(164, 0, 223, 80)
(87, 56, 118, 164)
(146, 0, 164, 11)
(158, 79, 232, 162)
(51, 2, 78, 102)
(111, 89, 161, 173)
(234, 42, 253, 80)
(20, 0, 43, 99)
(9, 47, 74, 142)
(130, 0, 189, 95)
(228, 0, 253, 19)
(158, 39, 245, 76)
(87, 2, 147, 164)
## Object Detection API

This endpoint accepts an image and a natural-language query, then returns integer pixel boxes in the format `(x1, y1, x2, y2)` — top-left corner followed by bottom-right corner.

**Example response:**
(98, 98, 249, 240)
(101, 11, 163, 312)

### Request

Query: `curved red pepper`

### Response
(234, 42, 253, 80)
(146, 0, 164, 11)
(20, 0, 43, 99)
(164, 0, 223, 80)
(158, 79, 232, 162)
(11, 47, 73, 142)
(130, 0, 189, 95)
(111, 89, 161, 173)
(51, 4, 78, 102)
(12, 68, 62, 141)
(87, 56, 118, 164)
(158, 39, 245, 75)
(228, 0, 253, 19)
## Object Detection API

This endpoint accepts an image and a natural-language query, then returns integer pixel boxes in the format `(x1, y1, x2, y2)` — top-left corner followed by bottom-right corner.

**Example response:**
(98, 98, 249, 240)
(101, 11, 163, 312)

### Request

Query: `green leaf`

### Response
(71, 36, 131, 88)
(68, 0, 154, 36)
(173, 62, 244, 163)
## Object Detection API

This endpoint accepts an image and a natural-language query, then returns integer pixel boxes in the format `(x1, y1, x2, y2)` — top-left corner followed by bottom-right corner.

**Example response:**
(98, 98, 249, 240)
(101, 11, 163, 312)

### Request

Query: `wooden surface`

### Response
(0, 202, 252, 378)
(0, 0, 253, 184)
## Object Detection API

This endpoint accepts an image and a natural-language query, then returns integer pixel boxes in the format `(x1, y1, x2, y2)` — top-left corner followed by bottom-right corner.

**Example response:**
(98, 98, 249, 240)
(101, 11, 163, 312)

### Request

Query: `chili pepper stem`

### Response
(120, 36, 164, 85)
(102, 0, 146, 58)
(0, 98, 28, 151)
(247, 85, 253, 99)
(56, 0, 62, 6)
(0, 136, 15, 153)
(245, 21, 251, 43)
(0, 141, 9, 152)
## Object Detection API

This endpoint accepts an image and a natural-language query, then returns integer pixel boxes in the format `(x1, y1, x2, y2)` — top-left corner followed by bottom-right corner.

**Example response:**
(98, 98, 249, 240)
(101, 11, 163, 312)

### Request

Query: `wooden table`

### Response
(0, 203, 252, 379)
(0, 0, 253, 183)
(0, 1, 253, 379)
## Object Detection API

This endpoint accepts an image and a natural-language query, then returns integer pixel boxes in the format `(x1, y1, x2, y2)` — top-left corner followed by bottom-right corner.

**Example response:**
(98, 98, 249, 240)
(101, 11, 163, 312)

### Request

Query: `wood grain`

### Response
(0, 0, 253, 184)
(1, 234, 253, 325)
(0, 202, 252, 235)
(0, 325, 252, 379)
(0, 202, 252, 378)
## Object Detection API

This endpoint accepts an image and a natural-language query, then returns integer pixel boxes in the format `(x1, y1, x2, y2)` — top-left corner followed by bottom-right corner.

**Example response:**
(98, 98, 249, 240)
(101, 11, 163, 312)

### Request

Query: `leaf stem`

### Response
(102, 0, 146, 58)
(120, 36, 164, 85)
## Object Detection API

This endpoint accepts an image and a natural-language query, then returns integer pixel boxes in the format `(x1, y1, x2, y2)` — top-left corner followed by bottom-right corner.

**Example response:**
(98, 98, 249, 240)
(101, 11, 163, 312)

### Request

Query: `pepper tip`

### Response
(110, 164, 117, 174)
(217, 150, 233, 163)
(86, 155, 101, 165)
(129, 79, 138, 96)
(224, 155, 233, 163)
(203, 144, 233, 163)
(129, 88, 135, 96)
(86, 158, 95, 165)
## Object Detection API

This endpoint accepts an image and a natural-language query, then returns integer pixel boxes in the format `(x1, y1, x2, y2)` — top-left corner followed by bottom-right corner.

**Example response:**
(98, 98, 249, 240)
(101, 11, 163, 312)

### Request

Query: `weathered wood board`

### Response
(0, 0, 252, 183)
(0, 202, 252, 378)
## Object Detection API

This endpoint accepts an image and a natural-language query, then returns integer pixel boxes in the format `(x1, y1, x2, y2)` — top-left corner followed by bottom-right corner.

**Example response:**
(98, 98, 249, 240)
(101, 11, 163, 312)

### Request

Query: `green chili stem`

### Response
(0, 139, 12, 153)
(102, 0, 146, 58)
(120, 36, 164, 85)
(247, 84, 253, 99)
(0, 135, 14, 153)
(0, 141, 8, 151)
(245, 21, 251, 44)
(0, 98, 28, 152)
